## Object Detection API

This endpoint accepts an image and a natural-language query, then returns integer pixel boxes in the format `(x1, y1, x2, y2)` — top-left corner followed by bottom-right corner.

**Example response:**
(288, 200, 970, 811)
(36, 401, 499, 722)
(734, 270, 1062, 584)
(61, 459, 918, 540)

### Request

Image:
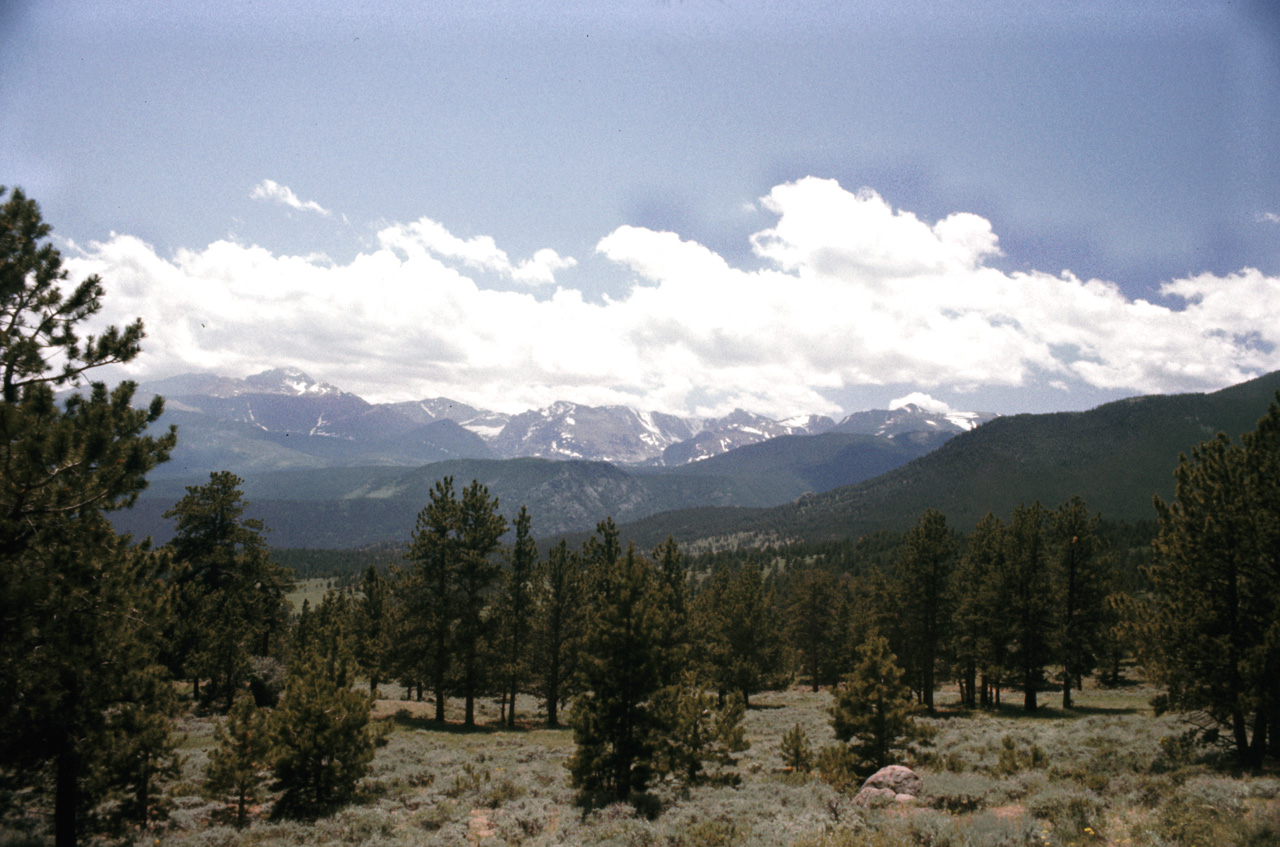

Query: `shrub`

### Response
(669, 816, 744, 847)
(483, 777, 526, 808)
(781, 723, 814, 773)
(444, 763, 489, 799)
(991, 735, 1048, 776)
(816, 745, 860, 794)
(919, 771, 999, 813)
(1026, 784, 1104, 839)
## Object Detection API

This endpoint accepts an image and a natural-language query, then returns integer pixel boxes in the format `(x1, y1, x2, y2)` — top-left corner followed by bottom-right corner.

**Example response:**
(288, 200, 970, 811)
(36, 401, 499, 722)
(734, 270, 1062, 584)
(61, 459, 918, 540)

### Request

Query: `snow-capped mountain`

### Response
(145, 367, 348, 400)
(491, 401, 699, 463)
(136, 368, 996, 475)
(831, 403, 998, 438)
(661, 409, 835, 465)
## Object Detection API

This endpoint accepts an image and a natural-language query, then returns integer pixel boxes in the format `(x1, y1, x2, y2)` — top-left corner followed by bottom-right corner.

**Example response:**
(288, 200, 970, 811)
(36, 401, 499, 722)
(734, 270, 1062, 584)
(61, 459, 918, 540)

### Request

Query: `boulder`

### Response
(852, 765, 921, 806)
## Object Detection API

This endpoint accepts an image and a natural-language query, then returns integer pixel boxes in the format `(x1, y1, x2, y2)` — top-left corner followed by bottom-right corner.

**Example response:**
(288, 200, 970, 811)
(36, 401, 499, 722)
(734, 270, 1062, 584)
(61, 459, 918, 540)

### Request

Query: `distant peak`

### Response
(244, 367, 344, 396)
(889, 391, 953, 415)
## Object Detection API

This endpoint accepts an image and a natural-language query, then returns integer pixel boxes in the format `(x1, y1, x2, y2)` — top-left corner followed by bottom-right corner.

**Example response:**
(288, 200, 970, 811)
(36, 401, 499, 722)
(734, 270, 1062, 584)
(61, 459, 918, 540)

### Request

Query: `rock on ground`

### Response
(852, 765, 921, 806)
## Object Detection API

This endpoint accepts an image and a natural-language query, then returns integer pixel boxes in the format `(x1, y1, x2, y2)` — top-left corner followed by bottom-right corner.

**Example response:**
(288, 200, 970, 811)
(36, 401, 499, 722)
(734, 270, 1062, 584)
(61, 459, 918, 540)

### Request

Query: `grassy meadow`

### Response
(133, 679, 1280, 847)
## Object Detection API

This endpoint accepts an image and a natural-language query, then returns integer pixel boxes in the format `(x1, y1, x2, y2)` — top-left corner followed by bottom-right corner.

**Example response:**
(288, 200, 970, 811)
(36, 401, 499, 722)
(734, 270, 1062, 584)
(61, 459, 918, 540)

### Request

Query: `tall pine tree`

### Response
(569, 543, 668, 803)
(1004, 502, 1055, 712)
(1049, 497, 1108, 709)
(1135, 402, 1280, 766)
(164, 471, 293, 711)
(0, 186, 177, 847)
(533, 539, 585, 727)
(403, 476, 461, 722)
(895, 509, 957, 714)
(497, 506, 537, 726)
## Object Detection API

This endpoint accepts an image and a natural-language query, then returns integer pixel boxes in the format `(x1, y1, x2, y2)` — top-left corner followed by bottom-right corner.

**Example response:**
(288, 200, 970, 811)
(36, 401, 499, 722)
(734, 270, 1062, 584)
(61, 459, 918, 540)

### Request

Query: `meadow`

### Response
(138, 679, 1279, 847)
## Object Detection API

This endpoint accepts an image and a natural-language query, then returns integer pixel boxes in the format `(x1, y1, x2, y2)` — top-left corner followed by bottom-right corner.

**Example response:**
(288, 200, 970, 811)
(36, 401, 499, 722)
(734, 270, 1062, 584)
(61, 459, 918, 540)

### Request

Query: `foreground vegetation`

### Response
(7, 682, 1274, 847)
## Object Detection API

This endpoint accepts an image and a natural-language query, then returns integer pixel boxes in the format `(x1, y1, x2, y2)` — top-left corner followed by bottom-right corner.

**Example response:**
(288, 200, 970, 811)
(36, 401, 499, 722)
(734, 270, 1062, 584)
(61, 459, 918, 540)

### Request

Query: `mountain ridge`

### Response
(136, 368, 995, 473)
(608, 370, 1280, 550)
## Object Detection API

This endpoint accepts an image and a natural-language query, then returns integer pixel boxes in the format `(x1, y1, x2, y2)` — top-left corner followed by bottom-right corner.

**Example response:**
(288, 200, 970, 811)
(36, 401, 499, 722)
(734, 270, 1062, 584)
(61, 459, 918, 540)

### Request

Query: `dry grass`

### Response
(8, 681, 1278, 847)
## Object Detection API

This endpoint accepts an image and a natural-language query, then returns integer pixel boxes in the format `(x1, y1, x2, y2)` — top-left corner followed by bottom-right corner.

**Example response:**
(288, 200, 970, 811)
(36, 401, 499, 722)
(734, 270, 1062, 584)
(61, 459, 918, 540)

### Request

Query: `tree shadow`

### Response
(388, 712, 500, 734)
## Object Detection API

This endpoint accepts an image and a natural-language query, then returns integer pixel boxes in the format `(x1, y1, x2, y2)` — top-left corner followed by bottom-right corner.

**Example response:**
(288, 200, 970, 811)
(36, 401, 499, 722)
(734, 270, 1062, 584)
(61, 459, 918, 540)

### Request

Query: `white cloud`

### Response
(68, 178, 1280, 419)
(379, 218, 575, 286)
(1256, 212, 1280, 225)
(890, 392, 953, 414)
(249, 179, 331, 216)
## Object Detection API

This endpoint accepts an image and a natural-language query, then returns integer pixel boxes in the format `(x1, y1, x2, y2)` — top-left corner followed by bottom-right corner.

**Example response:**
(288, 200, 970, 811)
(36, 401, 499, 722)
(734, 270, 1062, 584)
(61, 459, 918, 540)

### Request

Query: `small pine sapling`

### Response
(780, 723, 813, 773)
(830, 635, 921, 776)
(269, 648, 374, 817)
(204, 690, 272, 828)
(654, 680, 748, 786)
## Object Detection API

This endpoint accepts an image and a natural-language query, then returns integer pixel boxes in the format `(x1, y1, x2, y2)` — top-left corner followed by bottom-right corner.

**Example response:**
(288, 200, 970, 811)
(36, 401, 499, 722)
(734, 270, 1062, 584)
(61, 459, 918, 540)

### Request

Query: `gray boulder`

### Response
(852, 765, 921, 806)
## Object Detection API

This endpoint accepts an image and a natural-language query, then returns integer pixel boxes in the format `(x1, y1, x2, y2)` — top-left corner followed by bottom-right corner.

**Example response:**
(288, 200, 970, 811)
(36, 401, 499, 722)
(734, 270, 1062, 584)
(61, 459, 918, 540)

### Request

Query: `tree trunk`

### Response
(1062, 669, 1073, 710)
(922, 648, 935, 714)
(1233, 707, 1251, 766)
(1269, 699, 1280, 760)
(1249, 705, 1268, 768)
(55, 746, 79, 847)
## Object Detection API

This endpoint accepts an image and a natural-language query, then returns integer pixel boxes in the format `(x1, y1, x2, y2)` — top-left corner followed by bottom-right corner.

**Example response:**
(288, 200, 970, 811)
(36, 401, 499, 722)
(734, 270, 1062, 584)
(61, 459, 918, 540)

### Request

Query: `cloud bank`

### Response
(70, 177, 1280, 418)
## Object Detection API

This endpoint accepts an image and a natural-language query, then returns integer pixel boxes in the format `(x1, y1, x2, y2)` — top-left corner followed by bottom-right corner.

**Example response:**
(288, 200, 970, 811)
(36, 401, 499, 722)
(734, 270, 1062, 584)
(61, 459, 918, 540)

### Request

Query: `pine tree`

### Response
(455, 480, 508, 727)
(652, 676, 747, 786)
(785, 568, 840, 692)
(951, 512, 1012, 708)
(568, 544, 666, 803)
(652, 536, 690, 688)
(780, 723, 814, 773)
(269, 646, 374, 817)
(205, 690, 272, 828)
(353, 564, 392, 697)
(895, 509, 958, 713)
(1004, 502, 1055, 711)
(0, 187, 177, 847)
(497, 506, 537, 726)
(403, 476, 461, 721)
(533, 539, 585, 727)
(1049, 497, 1108, 709)
(164, 471, 293, 711)
(694, 563, 785, 708)
(830, 635, 920, 775)
(1134, 401, 1280, 766)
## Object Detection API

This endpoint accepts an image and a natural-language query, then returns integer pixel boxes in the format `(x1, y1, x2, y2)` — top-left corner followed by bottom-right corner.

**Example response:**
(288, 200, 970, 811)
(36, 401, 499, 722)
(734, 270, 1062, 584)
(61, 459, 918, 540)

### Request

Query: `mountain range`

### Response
(107, 367, 995, 545)
(108, 368, 1280, 550)
(136, 367, 993, 475)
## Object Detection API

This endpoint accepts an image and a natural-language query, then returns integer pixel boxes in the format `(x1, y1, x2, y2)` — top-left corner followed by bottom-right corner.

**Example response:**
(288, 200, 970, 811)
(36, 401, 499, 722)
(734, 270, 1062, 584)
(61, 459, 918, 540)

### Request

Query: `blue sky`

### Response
(3, 1, 1279, 418)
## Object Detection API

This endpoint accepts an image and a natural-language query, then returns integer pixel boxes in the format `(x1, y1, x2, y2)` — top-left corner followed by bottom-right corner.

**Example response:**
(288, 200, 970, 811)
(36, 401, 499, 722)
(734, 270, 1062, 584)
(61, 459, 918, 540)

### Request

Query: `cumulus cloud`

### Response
(249, 179, 331, 216)
(379, 218, 575, 285)
(1257, 212, 1280, 225)
(68, 177, 1280, 418)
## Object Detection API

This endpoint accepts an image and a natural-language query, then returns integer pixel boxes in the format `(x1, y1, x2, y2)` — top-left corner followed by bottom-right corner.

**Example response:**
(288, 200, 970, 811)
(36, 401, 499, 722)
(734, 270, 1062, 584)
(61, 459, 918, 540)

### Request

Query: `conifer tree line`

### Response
(4, 185, 1280, 843)
(764, 498, 1119, 716)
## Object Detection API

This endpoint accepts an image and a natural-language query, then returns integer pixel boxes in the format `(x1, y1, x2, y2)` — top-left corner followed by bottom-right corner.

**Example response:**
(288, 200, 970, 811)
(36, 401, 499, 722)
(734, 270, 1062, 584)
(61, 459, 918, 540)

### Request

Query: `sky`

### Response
(3, 0, 1280, 420)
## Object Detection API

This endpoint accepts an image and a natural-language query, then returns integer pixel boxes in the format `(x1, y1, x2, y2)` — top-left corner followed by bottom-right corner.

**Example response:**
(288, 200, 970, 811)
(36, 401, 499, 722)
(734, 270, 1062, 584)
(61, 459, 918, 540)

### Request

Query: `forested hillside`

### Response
(617, 371, 1280, 548)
